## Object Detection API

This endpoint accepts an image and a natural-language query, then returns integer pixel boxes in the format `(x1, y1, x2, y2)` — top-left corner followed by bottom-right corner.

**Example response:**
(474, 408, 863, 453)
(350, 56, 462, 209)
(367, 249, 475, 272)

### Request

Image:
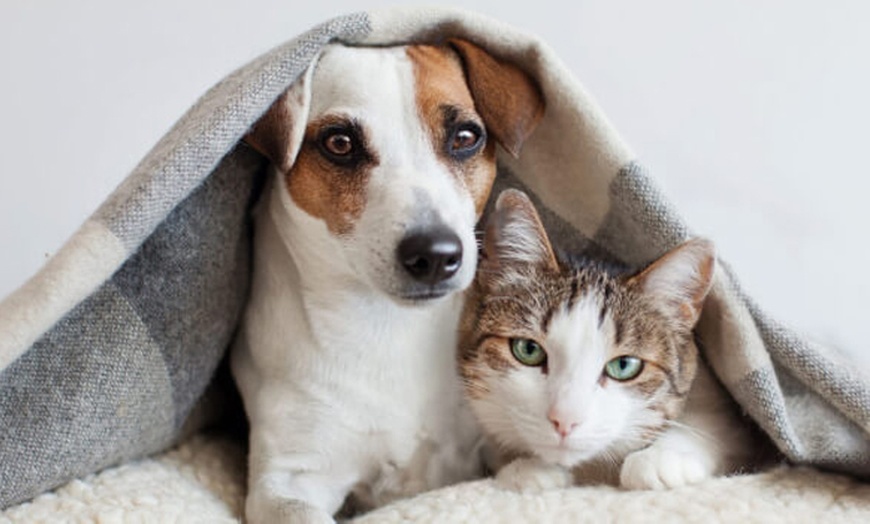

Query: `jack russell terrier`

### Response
(232, 39, 544, 523)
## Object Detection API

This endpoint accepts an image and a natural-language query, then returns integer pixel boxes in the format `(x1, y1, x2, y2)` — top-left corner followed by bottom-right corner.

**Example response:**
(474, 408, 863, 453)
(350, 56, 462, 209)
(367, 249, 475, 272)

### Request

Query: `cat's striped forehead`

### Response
(474, 264, 623, 339)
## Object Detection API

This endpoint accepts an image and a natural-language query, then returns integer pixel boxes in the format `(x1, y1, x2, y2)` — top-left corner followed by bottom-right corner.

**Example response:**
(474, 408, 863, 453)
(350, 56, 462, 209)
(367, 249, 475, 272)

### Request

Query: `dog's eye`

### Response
(448, 124, 485, 159)
(323, 132, 354, 157)
(317, 125, 370, 167)
(453, 129, 479, 150)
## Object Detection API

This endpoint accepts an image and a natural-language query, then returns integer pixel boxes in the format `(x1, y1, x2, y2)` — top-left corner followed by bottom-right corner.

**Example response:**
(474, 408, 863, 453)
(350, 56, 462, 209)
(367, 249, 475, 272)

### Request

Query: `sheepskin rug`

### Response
(3, 432, 869, 523)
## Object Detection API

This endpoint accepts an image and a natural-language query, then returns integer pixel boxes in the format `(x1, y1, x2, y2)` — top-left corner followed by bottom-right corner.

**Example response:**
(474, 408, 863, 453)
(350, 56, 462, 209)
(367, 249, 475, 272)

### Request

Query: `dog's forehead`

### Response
(308, 44, 473, 119)
(309, 46, 408, 113)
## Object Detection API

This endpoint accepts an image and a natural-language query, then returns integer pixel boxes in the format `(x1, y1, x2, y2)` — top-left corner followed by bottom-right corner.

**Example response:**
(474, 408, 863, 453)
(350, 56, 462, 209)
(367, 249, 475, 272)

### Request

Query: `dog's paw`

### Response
(620, 445, 714, 490)
(495, 457, 572, 494)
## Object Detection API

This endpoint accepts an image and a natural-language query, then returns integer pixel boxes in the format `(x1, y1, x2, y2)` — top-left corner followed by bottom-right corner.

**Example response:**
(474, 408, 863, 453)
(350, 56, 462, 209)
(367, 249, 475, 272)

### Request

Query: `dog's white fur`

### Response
(232, 43, 542, 522)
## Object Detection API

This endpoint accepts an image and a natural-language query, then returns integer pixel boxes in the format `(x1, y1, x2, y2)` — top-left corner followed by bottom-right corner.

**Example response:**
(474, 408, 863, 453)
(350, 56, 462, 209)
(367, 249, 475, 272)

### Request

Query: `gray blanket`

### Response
(1, 7, 867, 509)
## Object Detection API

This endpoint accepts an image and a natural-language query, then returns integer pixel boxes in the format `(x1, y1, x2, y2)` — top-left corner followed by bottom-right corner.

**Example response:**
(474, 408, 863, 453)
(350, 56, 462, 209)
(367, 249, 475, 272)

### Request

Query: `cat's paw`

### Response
(495, 457, 573, 493)
(620, 446, 714, 490)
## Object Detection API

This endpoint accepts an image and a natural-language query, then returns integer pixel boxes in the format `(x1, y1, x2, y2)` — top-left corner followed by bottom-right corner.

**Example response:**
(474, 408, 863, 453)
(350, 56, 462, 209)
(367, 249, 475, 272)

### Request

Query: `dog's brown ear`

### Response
(244, 66, 312, 172)
(450, 38, 545, 158)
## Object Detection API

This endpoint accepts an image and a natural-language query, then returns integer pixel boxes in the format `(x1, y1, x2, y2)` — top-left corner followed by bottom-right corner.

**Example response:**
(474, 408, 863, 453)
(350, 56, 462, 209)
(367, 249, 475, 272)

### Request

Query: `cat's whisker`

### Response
(599, 448, 623, 470)
(665, 420, 716, 443)
(663, 420, 727, 453)
(505, 407, 548, 432)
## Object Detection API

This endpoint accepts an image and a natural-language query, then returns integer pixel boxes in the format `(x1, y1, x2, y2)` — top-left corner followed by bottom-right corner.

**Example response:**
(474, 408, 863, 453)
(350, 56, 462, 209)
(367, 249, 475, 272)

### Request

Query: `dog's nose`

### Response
(398, 228, 463, 285)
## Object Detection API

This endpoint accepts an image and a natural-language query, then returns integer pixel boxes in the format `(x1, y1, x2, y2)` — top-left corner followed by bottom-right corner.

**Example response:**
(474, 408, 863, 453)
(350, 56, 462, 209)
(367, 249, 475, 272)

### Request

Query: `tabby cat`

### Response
(459, 189, 754, 491)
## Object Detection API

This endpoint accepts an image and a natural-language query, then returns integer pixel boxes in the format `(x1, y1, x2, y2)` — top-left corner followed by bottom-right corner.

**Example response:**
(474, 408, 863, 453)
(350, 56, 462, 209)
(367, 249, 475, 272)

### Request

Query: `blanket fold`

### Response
(1, 6, 868, 510)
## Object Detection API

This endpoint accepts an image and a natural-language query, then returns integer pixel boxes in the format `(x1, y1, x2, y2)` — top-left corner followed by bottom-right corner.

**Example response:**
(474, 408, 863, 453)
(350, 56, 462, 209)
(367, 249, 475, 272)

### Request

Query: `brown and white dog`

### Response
(231, 40, 544, 523)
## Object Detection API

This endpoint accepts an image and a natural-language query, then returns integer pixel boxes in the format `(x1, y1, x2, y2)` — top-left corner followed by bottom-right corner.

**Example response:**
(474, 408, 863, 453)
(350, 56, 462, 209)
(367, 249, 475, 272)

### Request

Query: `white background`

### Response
(1, 1, 868, 365)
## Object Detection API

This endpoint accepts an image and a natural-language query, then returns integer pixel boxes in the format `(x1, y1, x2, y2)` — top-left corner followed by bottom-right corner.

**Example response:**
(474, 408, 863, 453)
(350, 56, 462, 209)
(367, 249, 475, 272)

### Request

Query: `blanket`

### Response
(1, 5, 868, 512)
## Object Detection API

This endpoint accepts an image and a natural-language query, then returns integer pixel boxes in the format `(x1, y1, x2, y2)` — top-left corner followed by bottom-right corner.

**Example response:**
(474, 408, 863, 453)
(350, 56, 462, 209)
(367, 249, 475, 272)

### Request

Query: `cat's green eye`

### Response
(604, 356, 644, 381)
(510, 338, 547, 367)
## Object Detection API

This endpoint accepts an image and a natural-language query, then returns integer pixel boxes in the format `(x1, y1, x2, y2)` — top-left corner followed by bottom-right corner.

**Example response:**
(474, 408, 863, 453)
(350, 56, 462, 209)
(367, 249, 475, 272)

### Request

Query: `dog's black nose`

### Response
(398, 228, 463, 285)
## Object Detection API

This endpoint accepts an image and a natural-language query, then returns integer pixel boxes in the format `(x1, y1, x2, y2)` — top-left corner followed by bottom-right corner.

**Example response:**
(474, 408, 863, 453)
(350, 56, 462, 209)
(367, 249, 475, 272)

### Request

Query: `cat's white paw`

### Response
(495, 457, 573, 493)
(620, 446, 715, 490)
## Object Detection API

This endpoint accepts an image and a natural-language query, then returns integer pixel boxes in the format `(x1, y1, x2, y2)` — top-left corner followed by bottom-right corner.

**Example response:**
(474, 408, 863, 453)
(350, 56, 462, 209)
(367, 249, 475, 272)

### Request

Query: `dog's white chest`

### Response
(303, 293, 482, 497)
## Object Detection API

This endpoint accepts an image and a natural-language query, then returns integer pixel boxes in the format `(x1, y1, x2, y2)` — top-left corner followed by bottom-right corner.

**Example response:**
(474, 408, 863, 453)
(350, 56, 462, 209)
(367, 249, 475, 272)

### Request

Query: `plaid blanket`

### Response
(1, 6, 868, 509)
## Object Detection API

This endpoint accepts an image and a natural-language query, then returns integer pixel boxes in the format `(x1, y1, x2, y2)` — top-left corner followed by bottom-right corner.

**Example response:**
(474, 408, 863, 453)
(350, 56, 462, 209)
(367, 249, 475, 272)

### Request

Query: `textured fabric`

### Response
(0, 12, 372, 508)
(0, 146, 262, 506)
(1, 5, 868, 510)
(3, 433, 870, 523)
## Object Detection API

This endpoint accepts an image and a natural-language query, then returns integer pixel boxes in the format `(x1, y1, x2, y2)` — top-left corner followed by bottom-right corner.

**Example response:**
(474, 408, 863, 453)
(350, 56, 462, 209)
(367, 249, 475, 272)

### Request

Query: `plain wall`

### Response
(1, 1, 868, 363)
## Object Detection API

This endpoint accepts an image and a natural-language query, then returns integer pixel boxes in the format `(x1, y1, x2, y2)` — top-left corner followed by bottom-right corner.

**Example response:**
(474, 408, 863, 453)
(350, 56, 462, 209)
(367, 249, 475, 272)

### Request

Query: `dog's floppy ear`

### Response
(244, 63, 314, 173)
(449, 39, 545, 158)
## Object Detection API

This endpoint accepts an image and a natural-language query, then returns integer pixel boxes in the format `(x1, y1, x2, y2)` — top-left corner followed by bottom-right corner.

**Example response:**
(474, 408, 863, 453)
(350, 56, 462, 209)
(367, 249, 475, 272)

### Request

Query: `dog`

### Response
(231, 39, 544, 523)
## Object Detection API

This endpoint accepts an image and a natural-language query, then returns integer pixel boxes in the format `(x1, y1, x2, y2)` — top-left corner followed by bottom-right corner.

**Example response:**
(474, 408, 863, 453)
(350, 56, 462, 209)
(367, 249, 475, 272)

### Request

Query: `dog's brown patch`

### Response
(286, 116, 377, 236)
(407, 45, 498, 216)
(448, 39, 545, 159)
(245, 90, 297, 173)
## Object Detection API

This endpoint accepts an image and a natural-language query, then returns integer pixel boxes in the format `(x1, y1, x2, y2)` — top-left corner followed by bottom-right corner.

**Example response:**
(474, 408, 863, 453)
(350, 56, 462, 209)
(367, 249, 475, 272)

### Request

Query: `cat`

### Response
(458, 188, 756, 491)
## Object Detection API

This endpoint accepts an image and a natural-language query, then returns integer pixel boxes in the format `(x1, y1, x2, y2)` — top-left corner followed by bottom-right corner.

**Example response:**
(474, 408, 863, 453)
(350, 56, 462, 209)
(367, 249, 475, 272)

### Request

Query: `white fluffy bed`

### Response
(4, 433, 869, 523)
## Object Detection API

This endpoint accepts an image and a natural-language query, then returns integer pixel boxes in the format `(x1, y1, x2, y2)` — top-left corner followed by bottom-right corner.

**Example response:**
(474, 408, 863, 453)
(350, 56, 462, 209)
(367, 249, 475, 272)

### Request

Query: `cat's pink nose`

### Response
(547, 409, 580, 438)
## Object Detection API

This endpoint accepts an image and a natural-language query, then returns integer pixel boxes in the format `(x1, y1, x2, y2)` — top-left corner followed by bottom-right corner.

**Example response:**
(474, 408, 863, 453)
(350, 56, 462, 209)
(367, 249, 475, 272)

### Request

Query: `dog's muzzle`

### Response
(397, 227, 463, 287)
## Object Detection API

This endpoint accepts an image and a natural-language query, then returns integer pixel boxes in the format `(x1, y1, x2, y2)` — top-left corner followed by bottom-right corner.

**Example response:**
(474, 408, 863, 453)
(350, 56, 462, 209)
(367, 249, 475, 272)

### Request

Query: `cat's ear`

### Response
(481, 189, 559, 276)
(630, 238, 716, 326)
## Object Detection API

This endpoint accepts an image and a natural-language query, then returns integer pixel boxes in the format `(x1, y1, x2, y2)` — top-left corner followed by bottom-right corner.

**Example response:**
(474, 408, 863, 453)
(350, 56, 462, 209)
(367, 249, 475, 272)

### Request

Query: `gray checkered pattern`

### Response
(0, 12, 372, 508)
